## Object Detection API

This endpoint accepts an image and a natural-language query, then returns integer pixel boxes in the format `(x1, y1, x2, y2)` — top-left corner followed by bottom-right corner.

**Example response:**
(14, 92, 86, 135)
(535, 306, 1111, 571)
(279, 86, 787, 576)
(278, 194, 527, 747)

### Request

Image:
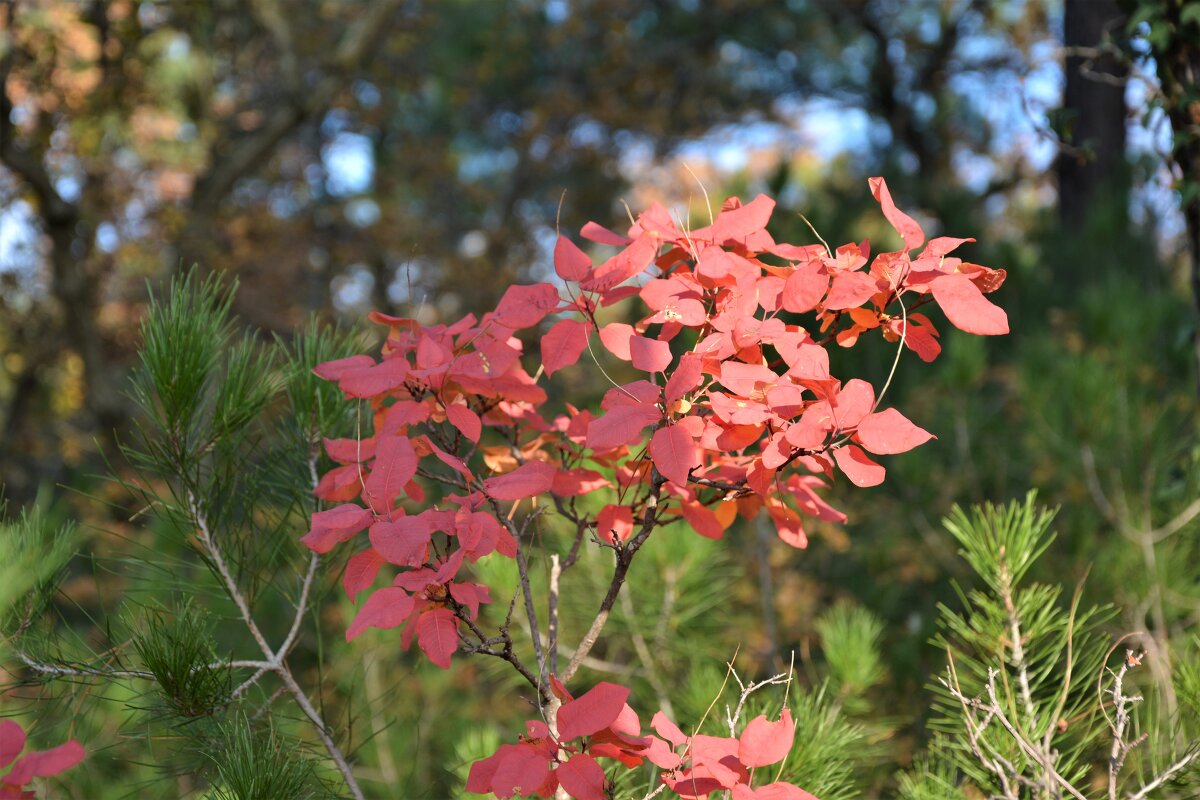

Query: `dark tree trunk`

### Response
(1057, 0, 1130, 233)
(1146, 1, 1200, 390)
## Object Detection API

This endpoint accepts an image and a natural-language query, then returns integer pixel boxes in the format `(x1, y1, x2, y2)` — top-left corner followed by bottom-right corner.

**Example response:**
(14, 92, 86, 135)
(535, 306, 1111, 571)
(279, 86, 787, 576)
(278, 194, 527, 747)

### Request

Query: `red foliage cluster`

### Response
(304, 178, 1007, 798)
(466, 678, 817, 800)
(0, 721, 84, 798)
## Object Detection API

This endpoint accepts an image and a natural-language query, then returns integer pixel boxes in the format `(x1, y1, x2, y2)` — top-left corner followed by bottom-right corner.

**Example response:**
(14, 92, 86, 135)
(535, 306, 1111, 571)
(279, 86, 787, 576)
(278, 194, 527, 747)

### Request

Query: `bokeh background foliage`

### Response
(1, 0, 1199, 797)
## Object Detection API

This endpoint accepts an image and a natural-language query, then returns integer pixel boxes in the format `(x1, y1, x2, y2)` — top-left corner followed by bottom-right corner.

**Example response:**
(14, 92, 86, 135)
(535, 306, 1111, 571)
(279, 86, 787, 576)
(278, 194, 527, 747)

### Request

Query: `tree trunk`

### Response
(1057, 0, 1129, 233)
(1147, 1, 1200, 391)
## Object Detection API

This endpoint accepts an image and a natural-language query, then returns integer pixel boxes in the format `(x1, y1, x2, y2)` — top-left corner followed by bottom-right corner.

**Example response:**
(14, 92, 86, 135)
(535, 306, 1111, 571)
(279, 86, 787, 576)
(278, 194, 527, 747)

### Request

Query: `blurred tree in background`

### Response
(1, 0, 1198, 797)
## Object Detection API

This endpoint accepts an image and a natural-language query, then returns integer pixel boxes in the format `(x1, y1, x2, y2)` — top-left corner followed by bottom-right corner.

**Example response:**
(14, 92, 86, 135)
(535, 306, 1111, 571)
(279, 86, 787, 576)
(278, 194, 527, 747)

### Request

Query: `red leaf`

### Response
(551, 469, 610, 497)
(542, 319, 590, 376)
(416, 607, 459, 669)
(489, 743, 553, 798)
(494, 283, 561, 329)
(3, 740, 85, 785)
(779, 343, 829, 381)
(0, 721, 25, 769)
(869, 176, 925, 252)
(449, 582, 491, 620)
(338, 357, 410, 398)
(929, 273, 1008, 335)
(823, 271, 879, 310)
(324, 436, 375, 463)
(665, 353, 703, 403)
(301, 504, 373, 554)
(780, 262, 828, 313)
(583, 236, 656, 292)
(555, 236, 593, 281)
(770, 506, 808, 549)
(466, 750, 503, 794)
(346, 587, 415, 641)
(596, 505, 634, 544)
(651, 712, 688, 747)
(363, 435, 417, 514)
(832, 378, 875, 430)
(314, 464, 364, 503)
(855, 408, 934, 455)
(483, 461, 556, 500)
(680, 501, 725, 539)
(739, 708, 794, 767)
(342, 549, 385, 601)
(598, 323, 634, 361)
(370, 516, 432, 566)
(556, 753, 607, 800)
(580, 220, 631, 246)
(446, 404, 482, 443)
(693, 194, 775, 243)
(557, 682, 631, 740)
(832, 445, 885, 487)
(650, 425, 699, 486)
(630, 335, 672, 373)
(585, 404, 660, 451)
(313, 355, 374, 382)
(734, 783, 820, 800)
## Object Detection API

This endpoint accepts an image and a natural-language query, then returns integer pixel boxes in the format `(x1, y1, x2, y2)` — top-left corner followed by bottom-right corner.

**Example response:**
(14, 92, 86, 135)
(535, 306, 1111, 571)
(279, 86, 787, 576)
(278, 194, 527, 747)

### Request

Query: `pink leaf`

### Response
(753, 783, 820, 800)
(869, 176, 925, 252)
(584, 404, 660, 451)
(466, 750, 503, 794)
(314, 464, 363, 503)
(301, 504, 373, 554)
(734, 784, 821, 800)
(832, 378, 875, 431)
(551, 468, 610, 497)
(363, 435, 418, 514)
(446, 404, 482, 443)
(929, 273, 1008, 335)
(630, 335, 672, 373)
(542, 319, 590, 376)
(312, 355, 374, 382)
(650, 425, 699, 487)
(781, 262, 828, 313)
(342, 549, 385, 601)
(3, 740, 85, 785)
(598, 323, 634, 361)
(823, 271, 879, 311)
(369, 516, 432, 567)
(483, 461, 556, 500)
(665, 353, 703, 403)
(832, 445, 885, 487)
(0, 721, 25, 769)
(449, 582, 491, 620)
(580, 220, 631, 246)
(855, 408, 934, 455)
(324, 436, 376, 463)
(651, 712, 688, 746)
(494, 283, 561, 329)
(739, 708, 795, 767)
(557, 682, 631, 741)
(338, 357, 410, 398)
(346, 587, 416, 641)
(556, 753, 607, 800)
(680, 501, 725, 539)
(596, 505, 634, 544)
(490, 744, 553, 798)
(693, 194, 775, 243)
(554, 236, 593, 281)
(416, 607, 459, 669)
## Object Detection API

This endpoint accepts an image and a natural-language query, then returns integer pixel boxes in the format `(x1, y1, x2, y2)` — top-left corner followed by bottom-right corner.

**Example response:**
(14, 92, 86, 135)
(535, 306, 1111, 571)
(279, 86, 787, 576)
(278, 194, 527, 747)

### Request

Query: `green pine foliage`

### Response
(912, 494, 1200, 799)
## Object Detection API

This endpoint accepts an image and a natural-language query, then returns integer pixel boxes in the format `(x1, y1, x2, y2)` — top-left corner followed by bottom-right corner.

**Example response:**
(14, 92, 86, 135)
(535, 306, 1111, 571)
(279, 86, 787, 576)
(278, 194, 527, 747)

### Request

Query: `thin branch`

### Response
(561, 470, 667, 683)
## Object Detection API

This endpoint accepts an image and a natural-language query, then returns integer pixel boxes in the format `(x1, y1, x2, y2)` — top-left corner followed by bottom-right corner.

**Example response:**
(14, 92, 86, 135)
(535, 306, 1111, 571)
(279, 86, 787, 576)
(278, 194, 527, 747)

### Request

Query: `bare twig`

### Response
(561, 470, 667, 683)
